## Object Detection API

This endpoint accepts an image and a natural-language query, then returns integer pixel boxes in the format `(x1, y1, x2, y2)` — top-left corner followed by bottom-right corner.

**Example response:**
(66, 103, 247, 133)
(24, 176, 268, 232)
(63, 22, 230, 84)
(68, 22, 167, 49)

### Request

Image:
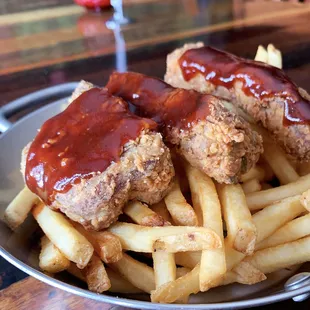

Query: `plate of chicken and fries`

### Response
(1, 43, 310, 309)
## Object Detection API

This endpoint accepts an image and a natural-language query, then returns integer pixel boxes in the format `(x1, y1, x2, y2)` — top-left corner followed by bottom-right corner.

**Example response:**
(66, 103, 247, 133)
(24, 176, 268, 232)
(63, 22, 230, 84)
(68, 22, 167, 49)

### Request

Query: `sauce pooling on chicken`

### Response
(25, 88, 157, 204)
(178, 46, 310, 125)
(106, 72, 212, 133)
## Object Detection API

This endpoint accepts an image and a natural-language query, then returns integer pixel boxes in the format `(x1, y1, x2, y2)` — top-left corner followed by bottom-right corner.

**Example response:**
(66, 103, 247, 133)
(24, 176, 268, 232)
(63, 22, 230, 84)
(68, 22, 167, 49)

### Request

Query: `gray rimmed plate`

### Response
(0, 83, 309, 309)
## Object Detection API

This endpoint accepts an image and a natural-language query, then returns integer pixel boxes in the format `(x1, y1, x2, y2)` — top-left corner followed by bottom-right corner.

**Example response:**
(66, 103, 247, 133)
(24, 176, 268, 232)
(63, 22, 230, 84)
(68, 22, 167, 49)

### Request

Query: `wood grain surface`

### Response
(0, 277, 119, 310)
(1, 0, 310, 309)
(0, 276, 309, 310)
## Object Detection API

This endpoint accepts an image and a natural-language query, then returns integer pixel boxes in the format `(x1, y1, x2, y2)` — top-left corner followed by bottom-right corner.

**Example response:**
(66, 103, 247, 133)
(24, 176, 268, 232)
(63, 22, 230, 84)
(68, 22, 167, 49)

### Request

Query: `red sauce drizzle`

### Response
(178, 46, 310, 125)
(106, 72, 212, 133)
(25, 88, 157, 204)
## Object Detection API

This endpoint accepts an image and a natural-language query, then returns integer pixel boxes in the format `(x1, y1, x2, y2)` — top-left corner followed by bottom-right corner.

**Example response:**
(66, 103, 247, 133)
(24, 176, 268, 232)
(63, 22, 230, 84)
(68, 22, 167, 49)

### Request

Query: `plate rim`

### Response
(1, 97, 310, 309)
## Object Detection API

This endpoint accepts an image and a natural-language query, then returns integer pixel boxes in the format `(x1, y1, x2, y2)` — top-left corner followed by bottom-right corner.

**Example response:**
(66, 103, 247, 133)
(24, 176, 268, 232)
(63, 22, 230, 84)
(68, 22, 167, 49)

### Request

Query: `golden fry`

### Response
(232, 261, 266, 285)
(72, 222, 122, 264)
(242, 179, 261, 194)
(151, 264, 200, 303)
(82, 254, 111, 293)
(68, 263, 142, 294)
(225, 196, 304, 271)
(267, 43, 282, 69)
(149, 201, 172, 223)
(245, 236, 310, 274)
(300, 189, 310, 212)
(39, 235, 70, 273)
(186, 165, 226, 291)
(153, 231, 220, 253)
(240, 166, 265, 183)
(152, 251, 176, 287)
(218, 184, 256, 255)
(256, 213, 310, 250)
(124, 200, 166, 226)
(246, 173, 310, 210)
(108, 222, 221, 253)
(4, 187, 39, 230)
(106, 268, 143, 294)
(254, 45, 268, 62)
(252, 195, 305, 244)
(109, 253, 155, 293)
(32, 203, 93, 268)
(262, 141, 299, 185)
(164, 181, 198, 226)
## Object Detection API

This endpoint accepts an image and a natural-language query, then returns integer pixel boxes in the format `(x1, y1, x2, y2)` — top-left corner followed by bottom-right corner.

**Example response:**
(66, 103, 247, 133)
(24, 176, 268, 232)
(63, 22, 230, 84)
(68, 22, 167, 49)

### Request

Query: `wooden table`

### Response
(1, 0, 310, 309)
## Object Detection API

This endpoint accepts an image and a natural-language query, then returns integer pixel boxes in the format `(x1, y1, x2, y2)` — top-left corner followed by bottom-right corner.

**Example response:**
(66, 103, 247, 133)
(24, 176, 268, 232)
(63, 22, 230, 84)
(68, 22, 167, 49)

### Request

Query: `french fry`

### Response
(300, 189, 310, 212)
(256, 213, 310, 250)
(72, 222, 122, 263)
(164, 181, 198, 226)
(149, 201, 172, 223)
(218, 184, 256, 255)
(225, 240, 246, 271)
(108, 222, 221, 253)
(151, 264, 200, 303)
(245, 236, 310, 274)
(254, 44, 282, 69)
(106, 268, 143, 294)
(242, 179, 261, 194)
(252, 195, 305, 243)
(225, 195, 305, 271)
(232, 261, 266, 285)
(240, 166, 265, 183)
(254, 45, 268, 63)
(32, 203, 94, 268)
(152, 251, 176, 287)
(124, 201, 166, 226)
(267, 43, 282, 69)
(185, 165, 225, 291)
(39, 236, 70, 273)
(4, 187, 39, 230)
(82, 254, 111, 293)
(68, 263, 143, 294)
(90, 231, 122, 264)
(262, 142, 299, 185)
(246, 173, 310, 211)
(109, 253, 155, 293)
(153, 231, 219, 253)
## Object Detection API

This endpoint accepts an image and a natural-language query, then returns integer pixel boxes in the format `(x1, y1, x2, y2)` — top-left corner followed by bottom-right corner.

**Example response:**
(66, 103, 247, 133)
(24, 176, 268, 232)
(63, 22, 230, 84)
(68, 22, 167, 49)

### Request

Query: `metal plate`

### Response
(1, 94, 310, 309)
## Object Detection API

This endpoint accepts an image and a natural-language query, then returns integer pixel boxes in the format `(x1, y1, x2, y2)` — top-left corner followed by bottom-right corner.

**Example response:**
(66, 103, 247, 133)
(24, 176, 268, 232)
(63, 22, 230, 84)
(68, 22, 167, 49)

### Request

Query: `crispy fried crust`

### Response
(171, 96, 263, 183)
(22, 81, 174, 230)
(165, 42, 310, 161)
(106, 72, 263, 184)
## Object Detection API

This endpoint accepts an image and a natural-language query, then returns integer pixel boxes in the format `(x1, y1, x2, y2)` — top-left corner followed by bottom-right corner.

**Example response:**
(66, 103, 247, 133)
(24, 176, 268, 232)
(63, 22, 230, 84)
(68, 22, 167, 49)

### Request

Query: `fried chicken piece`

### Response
(165, 42, 310, 161)
(22, 85, 174, 230)
(106, 72, 263, 184)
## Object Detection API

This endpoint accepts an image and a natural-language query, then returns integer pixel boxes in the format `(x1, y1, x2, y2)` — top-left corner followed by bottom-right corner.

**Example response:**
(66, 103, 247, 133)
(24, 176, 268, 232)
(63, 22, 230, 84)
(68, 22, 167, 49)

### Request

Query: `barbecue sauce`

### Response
(25, 88, 157, 204)
(178, 46, 310, 125)
(106, 72, 212, 133)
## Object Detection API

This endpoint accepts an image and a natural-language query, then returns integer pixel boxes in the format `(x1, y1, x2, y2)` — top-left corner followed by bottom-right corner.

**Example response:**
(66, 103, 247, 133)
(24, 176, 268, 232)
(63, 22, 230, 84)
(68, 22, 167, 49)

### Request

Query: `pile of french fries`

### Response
(4, 44, 310, 304)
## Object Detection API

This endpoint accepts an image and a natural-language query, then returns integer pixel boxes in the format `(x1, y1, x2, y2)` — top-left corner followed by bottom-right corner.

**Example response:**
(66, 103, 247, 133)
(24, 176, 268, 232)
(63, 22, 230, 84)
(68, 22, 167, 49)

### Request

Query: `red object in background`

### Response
(77, 12, 110, 36)
(74, 0, 111, 10)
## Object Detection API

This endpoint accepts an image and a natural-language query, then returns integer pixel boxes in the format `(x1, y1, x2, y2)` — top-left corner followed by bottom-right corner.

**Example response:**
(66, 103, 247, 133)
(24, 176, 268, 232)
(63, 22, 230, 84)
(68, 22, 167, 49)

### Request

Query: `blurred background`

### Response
(0, 0, 310, 106)
(1, 2, 310, 309)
